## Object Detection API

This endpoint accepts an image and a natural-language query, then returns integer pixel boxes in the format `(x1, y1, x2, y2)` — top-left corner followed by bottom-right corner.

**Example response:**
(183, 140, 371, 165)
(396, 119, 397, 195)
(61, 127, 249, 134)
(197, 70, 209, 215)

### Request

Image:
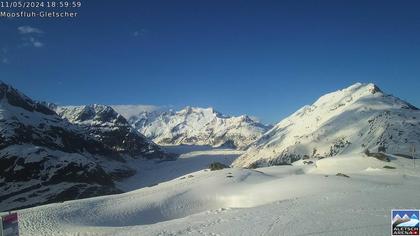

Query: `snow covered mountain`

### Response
(112, 106, 272, 149)
(0, 82, 169, 212)
(233, 83, 420, 168)
(56, 105, 164, 159)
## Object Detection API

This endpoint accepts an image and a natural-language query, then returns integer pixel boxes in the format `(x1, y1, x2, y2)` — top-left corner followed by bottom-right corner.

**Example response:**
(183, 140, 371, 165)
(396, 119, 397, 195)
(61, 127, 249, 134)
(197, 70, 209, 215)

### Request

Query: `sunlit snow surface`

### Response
(16, 146, 420, 236)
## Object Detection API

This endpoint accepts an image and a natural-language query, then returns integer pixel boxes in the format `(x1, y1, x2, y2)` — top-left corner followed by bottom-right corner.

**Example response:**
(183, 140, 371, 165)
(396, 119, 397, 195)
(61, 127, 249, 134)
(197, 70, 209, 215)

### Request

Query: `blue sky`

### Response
(1, 0, 420, 124)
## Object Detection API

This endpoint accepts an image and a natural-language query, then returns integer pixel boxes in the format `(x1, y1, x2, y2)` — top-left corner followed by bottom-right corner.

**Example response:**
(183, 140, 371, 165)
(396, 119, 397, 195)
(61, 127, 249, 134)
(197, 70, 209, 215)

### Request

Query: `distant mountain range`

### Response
(233, 83, 420, 168)
(111, 105, 272, 149)
(0, 81, 269, 211)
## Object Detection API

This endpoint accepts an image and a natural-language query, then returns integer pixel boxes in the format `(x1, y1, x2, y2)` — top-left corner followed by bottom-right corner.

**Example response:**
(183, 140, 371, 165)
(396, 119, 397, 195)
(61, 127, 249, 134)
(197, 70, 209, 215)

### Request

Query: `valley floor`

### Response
(16, 146, 420, 236)
(116, 145, 242, 191)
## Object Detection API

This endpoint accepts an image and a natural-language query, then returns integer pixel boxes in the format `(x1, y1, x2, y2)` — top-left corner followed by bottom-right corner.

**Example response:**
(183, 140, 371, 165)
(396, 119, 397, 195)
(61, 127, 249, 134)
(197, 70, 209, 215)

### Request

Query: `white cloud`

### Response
(18, 26, 43, 34)
(249, 116, 262, 123)
(28, 37, 44, 48)
(17, 26, 44, 48)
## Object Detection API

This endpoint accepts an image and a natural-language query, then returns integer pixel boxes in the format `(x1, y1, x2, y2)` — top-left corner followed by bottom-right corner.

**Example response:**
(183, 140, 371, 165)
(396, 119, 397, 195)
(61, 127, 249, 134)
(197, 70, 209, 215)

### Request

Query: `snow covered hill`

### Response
(0, 82, 169, 212)
(233, 83, 420, 168)
(112, 106, 271, 149)
(16, 150, 420, 236)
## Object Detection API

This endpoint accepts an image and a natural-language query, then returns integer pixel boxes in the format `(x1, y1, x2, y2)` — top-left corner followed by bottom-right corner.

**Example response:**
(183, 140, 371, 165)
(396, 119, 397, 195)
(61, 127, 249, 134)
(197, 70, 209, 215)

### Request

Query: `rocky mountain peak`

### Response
(57, 105, 128, 125)
(0, 81, 56, 116)
(233, 83, 420, 168)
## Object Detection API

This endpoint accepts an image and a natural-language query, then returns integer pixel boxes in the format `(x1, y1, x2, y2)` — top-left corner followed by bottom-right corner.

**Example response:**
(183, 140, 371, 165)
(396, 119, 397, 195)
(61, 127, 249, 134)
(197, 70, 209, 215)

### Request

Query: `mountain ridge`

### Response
(110, 105, 272, 149)
(233, 82, 420, 168)
(0, 81, 169, 211)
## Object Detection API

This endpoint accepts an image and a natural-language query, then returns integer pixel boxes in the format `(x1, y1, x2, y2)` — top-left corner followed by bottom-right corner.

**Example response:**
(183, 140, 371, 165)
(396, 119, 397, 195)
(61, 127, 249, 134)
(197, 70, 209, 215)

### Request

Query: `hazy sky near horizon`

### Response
(1, 0, 420, 123)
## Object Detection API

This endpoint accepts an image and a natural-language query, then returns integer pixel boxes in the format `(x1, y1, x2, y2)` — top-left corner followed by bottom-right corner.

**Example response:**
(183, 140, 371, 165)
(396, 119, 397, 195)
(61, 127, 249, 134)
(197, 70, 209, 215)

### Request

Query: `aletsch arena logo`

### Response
(392, 210, 420, 236)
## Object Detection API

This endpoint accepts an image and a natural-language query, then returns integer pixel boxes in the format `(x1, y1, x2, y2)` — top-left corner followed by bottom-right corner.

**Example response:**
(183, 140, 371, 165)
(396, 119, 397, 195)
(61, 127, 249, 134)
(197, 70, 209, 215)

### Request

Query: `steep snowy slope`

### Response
(112, 106, 271, 149)
(233, 83, 420, 168)
(0, 82, 169, 212)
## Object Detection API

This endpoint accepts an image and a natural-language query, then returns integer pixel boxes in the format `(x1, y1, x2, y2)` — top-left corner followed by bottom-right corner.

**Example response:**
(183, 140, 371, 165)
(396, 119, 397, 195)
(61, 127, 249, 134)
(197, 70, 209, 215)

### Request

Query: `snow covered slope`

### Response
(0, 82, 169, 212)
(112, 106, 271, 149)
(233, 83, 420, 168)
(16, 151, 420, 236)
